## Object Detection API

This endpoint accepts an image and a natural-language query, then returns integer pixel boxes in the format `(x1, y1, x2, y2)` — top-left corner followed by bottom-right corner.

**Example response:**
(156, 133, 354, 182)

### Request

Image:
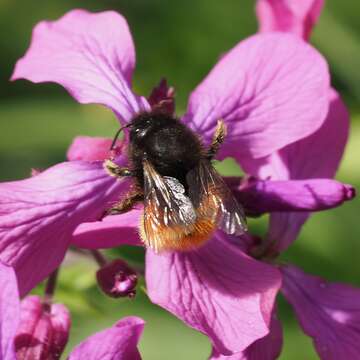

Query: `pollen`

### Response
(103, 159, 120, 177)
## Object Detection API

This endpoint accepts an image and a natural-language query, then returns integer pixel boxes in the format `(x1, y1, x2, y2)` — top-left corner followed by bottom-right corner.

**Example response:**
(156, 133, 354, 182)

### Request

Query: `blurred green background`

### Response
(1, 1, 359, 359)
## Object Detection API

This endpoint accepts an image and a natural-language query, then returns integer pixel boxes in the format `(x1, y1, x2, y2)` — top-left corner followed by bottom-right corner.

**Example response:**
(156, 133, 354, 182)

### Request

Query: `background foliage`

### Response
(0, 1, 359, 359)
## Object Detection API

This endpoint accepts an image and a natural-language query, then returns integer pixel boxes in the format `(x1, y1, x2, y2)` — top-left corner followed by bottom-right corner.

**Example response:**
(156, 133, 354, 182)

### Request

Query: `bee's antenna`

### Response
(110, 124, 131, 151)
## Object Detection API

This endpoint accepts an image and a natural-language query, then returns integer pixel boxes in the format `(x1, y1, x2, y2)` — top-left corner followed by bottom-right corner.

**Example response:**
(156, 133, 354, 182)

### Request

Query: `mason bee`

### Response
(104, 111, 247, 253)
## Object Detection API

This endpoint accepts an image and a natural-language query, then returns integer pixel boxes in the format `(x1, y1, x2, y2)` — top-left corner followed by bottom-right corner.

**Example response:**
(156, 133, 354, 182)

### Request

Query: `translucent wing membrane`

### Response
(187, 160, 247, 236)
(143, 160, 196, 226)
(141, 160, 198, 252)
(141, 159, 245, 252)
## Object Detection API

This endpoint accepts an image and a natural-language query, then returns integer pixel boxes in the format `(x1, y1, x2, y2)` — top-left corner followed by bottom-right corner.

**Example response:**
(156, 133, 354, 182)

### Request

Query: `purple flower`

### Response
(0, 262, 144, 360)
(2, 7, 353, 357)
(0, 160, 128, 296)
(208, 265, 360, 360)
(281, 266, 360, 360)
(250, 0, 351, 254)
(202, 2, 360, 359)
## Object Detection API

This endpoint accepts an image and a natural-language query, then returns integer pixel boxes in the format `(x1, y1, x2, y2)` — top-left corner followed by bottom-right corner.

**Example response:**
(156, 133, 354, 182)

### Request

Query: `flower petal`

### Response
(0, 263, 19, 360)
(183, 33, 329, 161)
(226, 177, 355, 217)
(146, 234, 281, 355)
(209, 311, 283, 359)
(256, 90, 350, 252)
(68, 316, 144, 360)
(256, 0, 324, 40)
(67, 136, 121, 162)
(247, 90, 349, 181)
(266, 212, 309, 255)
(0, 161, 127, 295)
(281, 265, 360, 360)
(72, 209, 142, 249)
(11, 9, 149, 122)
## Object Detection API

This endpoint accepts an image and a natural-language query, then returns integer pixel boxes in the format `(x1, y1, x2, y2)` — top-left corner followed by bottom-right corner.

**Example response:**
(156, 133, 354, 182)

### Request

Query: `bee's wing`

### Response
(186, 160, 247, 236)
(142, 160, 197, 251)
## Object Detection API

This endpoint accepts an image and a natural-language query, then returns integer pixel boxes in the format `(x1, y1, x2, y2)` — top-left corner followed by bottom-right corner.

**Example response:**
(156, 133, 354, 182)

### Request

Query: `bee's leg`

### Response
(104, 191, 144, 217)
(206, 120, 227, 159)
(104, 159, 133, 178)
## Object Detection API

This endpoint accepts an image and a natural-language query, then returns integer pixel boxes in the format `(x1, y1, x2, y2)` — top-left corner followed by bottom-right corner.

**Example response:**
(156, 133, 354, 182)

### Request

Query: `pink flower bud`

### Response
(225, 176, 355, 217)
(96, 259, 138, 298)
(14, 296, 71, 360)
(30, 168, 42, 177)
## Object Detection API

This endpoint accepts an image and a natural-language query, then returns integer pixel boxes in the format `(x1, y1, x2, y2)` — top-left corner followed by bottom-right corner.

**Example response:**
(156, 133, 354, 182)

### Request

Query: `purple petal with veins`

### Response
(0, 262, 19, 360)
(183, 33, 329, 162)
(146, 234, 281, 355)
(209, 310, 283, 359)
(242, 90, 350, 253)
(68, 316, 144, 360)
(67, 136, 125, 162)
(282, 265, 360, 360)
(11, 9, 150, 123)
(0, 161, 126, 295)
(72, 209, 142, 249)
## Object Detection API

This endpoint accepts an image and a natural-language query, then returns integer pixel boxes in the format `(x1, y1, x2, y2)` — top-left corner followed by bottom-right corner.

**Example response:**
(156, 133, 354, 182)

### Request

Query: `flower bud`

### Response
(148, 78, 175, 115)
(30, 168, 42, 177)
(14, 296, 71, 360)
(96, 259, 138, 298)
(225, 176, 355, 217)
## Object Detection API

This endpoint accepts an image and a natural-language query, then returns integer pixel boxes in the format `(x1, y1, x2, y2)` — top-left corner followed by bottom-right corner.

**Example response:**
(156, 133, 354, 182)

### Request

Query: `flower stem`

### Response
(43, 268, 59, 311)
(90, 249, 107, 267)
(90, 250, 145, 275)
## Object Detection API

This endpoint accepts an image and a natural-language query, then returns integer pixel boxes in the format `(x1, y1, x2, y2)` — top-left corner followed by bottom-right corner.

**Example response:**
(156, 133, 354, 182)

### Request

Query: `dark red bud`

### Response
(96, 259, 138, 298)
(15, 296, 71, 360)
(148, 78, 175, 115)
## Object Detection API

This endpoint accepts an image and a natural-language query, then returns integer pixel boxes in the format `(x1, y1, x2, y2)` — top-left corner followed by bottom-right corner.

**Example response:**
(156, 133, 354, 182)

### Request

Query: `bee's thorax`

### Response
(128, 112, 203, 187)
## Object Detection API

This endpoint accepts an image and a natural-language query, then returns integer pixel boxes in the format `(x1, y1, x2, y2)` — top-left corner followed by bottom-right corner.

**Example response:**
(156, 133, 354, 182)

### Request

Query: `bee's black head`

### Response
(127, 110, 204, 186)
(129, 112, 175, 145)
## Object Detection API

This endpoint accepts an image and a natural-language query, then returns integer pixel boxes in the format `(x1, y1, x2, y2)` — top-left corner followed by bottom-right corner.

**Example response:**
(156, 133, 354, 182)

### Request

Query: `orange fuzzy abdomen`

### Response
(139, 215, 216, 253)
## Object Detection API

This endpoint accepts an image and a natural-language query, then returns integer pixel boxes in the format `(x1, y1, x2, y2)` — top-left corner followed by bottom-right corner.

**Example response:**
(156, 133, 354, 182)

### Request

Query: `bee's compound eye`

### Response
(133, 127, 149, 141)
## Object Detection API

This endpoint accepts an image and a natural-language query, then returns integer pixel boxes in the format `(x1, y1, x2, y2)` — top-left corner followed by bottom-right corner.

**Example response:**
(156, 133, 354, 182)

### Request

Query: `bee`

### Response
(104, 111, 247, 253)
